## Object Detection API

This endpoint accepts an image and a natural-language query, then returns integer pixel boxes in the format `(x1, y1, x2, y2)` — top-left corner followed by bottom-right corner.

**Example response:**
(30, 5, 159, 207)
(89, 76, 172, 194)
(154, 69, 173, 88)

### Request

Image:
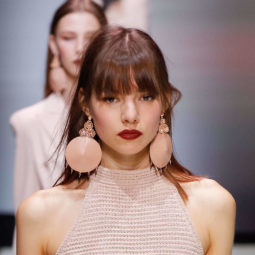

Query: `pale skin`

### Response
(48, 12, 101, 100)
(16, 90, 236, 255)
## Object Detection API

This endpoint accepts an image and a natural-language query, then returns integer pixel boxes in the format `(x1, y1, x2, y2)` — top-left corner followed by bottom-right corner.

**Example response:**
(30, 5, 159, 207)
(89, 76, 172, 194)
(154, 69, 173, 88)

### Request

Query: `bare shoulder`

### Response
(16, 187, 62, 232)
(17, 183, 88, 254)
(183, 178, 235, 212)
(16, 186, 69, 254)
(181, 178, 236, 254)
(17, 183, 86, 223)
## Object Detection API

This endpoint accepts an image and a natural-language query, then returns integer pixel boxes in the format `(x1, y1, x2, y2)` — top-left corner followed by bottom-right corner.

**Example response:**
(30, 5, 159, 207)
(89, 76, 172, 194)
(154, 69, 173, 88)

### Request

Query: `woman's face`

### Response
(53, 12, 101, 79)
(88, 90, 163, 158)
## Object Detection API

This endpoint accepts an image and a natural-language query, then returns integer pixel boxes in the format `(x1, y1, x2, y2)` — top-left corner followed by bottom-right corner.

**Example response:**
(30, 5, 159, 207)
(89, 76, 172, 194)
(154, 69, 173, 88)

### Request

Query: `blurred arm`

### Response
(10, 112, 41, 211)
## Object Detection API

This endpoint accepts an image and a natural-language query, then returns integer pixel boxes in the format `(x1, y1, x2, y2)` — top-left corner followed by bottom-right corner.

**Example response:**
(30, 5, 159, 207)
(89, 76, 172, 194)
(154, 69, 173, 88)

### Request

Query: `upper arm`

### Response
(10, 111, 41, 210)
(16, 194, 46, 255)
(206, 181, 236, 254)
(11, 112, 31, 210)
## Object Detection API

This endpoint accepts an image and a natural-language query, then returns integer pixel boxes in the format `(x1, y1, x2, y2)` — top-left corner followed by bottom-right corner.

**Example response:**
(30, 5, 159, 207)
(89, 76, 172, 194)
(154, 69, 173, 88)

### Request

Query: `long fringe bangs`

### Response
(93, 51, 160, 100)
(88, 29, 172, 109)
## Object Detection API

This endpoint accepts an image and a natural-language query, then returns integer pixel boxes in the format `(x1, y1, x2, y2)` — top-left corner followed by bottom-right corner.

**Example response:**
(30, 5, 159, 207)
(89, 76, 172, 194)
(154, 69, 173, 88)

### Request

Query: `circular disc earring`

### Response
(65, 116, 102, 173)
(149, 113, 172, 169)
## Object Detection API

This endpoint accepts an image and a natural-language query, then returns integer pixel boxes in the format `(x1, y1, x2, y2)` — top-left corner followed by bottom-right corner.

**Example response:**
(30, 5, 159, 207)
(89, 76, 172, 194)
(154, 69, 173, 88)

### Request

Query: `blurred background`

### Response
(0, 0, 254, 254)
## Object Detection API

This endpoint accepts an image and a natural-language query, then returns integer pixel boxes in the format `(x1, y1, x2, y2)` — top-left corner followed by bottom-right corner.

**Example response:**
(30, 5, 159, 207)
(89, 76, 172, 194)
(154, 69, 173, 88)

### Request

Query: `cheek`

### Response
(92, 108, 116, 139)
(143, 104, 162, 136)
(57, 42, 74, 63)
(147, 117, 160, 140)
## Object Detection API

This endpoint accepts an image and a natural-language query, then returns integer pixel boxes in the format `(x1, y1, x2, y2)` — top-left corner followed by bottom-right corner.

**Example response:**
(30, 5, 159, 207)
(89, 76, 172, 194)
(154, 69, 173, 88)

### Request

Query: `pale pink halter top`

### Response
(56, 166, 204, 254)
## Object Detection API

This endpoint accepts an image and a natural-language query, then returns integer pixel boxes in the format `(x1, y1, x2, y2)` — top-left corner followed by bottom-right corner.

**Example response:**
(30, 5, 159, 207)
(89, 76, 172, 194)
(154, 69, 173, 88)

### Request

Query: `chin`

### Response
(115, 144, 149, 157)
(65, 65, 79, 79)
(101, 139, 150, 157)
(71, 70, 79, 79)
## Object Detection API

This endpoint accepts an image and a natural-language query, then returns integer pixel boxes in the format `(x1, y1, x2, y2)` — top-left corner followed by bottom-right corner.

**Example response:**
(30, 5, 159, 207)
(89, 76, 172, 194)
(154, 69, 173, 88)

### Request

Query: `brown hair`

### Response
(56, 25, 200, 201)
(44, 0, 107, 97)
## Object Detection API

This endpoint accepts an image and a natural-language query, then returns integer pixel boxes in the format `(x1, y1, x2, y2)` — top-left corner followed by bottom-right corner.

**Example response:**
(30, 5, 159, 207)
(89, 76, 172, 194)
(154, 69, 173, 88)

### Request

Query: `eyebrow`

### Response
(59, 31, 76, 35)
(85, 31, 97, 35)
(59, 30, 97, 36)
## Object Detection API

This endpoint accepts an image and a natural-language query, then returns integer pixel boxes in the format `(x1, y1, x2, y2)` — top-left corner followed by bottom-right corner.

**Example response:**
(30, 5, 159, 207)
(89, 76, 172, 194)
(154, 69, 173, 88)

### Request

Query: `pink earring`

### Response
(49, 55, 67, 93)
(65, 116, 102, 173)
(149, 113, 172, 169)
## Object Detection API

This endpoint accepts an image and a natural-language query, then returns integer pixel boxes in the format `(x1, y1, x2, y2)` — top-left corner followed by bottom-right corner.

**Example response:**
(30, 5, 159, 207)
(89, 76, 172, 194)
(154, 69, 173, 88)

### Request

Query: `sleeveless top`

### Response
(56, 166, 204, 255)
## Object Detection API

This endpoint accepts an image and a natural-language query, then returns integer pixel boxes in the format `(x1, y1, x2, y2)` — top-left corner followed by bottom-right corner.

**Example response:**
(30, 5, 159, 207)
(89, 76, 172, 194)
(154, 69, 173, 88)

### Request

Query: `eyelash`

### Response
(62, 37, 75, 41)
(102, 95, 154, 103)
(62, 34, 92, 41)
(103, 97, 117, 103)
(141, 95, 154, 101)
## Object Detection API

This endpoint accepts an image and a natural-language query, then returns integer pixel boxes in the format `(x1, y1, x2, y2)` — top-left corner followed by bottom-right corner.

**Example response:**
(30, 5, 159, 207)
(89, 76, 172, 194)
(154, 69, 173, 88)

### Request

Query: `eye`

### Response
(141, 95, 154, 101)
(102, 97, 118, 103)
(62, 37, 75, 41)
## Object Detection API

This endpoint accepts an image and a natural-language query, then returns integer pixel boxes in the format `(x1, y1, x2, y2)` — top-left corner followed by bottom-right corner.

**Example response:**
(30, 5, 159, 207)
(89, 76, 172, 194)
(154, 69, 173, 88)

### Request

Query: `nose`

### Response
(121, 99, 139, 125)
(76, 37, 85, 56)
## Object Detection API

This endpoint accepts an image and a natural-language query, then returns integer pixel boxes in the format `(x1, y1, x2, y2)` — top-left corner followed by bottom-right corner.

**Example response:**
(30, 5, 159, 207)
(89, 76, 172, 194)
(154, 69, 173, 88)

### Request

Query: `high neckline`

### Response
(56, 165, 204, 255)
(90, 165, 161, 186)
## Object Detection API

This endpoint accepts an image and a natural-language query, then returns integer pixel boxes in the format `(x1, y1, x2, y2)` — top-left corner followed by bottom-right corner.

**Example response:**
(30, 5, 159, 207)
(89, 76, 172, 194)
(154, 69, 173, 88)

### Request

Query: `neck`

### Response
(61, 73, 77, 104)
(100, 145, 150, 170)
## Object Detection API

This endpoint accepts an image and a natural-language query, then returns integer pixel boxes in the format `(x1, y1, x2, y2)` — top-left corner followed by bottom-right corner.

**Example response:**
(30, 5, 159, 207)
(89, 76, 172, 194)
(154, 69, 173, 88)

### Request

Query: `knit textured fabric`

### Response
(56, 166, 204, 254)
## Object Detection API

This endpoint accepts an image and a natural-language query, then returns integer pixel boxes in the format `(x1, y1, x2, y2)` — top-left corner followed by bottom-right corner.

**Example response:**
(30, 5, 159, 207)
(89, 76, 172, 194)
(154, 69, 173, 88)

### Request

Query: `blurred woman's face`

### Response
(53, 12, 100, 79)
(88, 89, 163, 159)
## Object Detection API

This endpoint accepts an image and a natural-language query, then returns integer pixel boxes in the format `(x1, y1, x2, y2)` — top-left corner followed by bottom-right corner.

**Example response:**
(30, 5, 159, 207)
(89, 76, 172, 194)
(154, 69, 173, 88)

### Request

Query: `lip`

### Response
(118, 129, 142, 140)
(73, 59, 82, 65)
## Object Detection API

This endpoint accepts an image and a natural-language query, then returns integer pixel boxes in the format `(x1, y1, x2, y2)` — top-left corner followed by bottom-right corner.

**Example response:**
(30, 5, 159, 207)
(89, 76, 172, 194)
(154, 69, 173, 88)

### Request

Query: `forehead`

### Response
(56, 12, 100, 35)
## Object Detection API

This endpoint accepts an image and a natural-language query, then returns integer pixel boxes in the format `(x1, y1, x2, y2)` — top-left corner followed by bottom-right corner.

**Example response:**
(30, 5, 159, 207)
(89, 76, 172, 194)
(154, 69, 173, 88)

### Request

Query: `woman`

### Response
(17, 26, 236, 254)
(10, 0, 107, 211)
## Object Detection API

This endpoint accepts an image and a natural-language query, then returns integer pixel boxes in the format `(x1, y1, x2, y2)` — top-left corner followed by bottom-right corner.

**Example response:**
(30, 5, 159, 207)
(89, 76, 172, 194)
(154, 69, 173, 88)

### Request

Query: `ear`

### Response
(49, 34, 59, 56)
(78, 88, 91, 116)
(162, 92, 171, 112)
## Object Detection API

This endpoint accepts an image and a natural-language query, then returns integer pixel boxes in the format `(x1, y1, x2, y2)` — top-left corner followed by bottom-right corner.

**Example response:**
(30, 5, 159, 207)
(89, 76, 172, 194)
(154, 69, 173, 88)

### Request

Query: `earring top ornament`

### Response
(159, 114, 169, 134)
(79, 117, 96, 138)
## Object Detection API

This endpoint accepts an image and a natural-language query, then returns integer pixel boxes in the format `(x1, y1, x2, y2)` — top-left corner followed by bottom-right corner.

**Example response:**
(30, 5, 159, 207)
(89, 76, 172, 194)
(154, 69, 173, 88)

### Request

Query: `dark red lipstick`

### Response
(118, 129, 142, 140)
